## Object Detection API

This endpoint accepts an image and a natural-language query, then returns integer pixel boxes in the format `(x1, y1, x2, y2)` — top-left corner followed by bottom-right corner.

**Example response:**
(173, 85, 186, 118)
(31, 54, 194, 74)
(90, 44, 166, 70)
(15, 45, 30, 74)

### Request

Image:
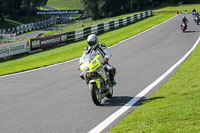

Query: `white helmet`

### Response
(87, 34, 98, 47)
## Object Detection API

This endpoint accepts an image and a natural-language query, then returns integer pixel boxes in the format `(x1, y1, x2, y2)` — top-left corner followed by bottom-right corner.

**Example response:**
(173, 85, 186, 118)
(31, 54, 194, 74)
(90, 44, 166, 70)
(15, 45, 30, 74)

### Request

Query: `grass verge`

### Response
(0, 13, 174, 76)
(47, 0, 82, 10)
(155, 4, 200, 13)
(109, 41, 200, 133)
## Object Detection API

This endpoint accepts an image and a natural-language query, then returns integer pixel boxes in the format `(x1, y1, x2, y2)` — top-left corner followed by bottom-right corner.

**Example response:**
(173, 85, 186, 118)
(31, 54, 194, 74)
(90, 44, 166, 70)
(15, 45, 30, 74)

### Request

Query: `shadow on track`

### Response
(101, 96, 165, 107)
(101, 96, 134, 107)
(134, 96, 165, 106)
(184, 31, 200, 33)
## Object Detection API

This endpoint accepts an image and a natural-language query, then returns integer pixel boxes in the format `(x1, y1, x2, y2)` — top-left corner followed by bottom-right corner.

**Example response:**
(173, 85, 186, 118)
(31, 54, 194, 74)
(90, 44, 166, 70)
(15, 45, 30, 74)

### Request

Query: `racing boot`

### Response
(109, 68, 117, 86)
(110, 77, 116, 86)
(109, 72, 116, 86)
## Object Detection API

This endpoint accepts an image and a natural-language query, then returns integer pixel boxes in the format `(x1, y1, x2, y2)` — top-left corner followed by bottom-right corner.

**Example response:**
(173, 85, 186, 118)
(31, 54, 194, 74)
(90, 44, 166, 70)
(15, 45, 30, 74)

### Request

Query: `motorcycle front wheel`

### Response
(91, 83, 101, 105)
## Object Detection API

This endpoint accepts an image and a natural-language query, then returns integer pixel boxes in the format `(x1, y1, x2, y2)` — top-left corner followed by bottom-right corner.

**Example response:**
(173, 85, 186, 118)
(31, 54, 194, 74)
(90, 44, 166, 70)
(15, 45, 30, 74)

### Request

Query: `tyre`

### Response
(106, 87, 113, 98)
(182, 28, 185, 32)
(181, 26, 185, 32)
(91, 83, 101, 105)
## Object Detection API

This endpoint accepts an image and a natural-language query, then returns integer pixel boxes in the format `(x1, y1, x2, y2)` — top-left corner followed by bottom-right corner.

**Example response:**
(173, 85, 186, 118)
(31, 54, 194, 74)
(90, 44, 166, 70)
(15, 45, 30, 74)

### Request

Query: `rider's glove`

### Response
(80, 60, 84, 65)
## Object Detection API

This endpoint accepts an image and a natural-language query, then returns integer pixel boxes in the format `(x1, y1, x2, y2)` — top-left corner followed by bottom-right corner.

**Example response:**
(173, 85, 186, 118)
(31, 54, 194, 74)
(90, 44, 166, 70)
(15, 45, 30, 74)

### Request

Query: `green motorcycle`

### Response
(80, 55, 115, 105)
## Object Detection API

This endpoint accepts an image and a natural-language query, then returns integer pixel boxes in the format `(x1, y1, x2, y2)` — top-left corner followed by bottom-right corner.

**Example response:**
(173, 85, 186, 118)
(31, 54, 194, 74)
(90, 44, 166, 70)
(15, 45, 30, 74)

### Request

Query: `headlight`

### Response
(83, 67, 89, 71)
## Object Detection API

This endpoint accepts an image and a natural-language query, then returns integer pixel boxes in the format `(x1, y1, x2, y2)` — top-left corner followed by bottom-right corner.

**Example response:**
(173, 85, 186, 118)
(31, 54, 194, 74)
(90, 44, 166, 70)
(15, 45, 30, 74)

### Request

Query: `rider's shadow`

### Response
(101, 96, 134, 107)
(101, 96, 165, 107)
(184, 31, 200, 33)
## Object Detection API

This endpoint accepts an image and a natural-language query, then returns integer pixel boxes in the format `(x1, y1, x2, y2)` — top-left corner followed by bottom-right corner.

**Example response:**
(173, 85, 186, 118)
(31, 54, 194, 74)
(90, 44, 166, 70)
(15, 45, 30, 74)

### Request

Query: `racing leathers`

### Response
(80, 43, 116, 86)
(181, 17, 188, 27)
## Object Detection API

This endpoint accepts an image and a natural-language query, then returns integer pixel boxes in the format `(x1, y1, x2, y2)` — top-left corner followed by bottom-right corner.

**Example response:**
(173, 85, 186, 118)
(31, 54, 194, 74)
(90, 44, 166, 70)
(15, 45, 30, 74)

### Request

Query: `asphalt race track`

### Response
(0, 14, 200, 133)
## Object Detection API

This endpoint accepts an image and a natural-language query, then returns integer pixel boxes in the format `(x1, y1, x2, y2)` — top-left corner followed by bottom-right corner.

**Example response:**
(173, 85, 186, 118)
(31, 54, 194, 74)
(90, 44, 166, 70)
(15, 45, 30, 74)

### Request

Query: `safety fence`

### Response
(0, 16, 57, 35)
(0, 32, 16, 44)
(0, 10, 153, 59)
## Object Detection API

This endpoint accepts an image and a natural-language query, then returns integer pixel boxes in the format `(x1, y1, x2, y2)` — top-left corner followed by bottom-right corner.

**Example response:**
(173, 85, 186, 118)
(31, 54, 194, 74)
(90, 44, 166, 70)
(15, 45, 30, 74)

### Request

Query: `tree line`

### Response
(0, 0, 48, 20)
(81, 0, 200, 20)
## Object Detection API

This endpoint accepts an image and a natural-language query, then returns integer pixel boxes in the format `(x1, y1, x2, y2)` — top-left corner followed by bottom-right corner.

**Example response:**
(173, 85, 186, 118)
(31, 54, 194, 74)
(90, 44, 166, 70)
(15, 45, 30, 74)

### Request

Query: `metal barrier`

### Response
(0, 16, 57, 35)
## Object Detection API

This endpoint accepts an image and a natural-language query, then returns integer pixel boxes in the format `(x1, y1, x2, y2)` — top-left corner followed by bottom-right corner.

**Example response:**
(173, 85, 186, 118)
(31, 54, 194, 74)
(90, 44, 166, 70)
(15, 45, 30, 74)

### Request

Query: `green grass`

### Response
(155, 4, 200, 13)
(47, 0, 82, 10)
(109, 42, 200, 133)
(0, 13, 174, 76)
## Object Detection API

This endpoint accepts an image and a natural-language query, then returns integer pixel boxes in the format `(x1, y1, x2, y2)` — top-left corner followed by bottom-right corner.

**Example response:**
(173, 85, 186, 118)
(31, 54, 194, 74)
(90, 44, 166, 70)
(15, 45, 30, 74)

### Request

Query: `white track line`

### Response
(88, 36, 200, 133)
(0, 15, 177, 79)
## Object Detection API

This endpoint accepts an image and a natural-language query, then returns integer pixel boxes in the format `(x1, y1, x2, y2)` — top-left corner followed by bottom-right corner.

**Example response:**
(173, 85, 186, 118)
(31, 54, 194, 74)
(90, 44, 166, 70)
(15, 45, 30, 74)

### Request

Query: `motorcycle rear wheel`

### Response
(181, 25, 185, 32)
(91, 83, 101, 105)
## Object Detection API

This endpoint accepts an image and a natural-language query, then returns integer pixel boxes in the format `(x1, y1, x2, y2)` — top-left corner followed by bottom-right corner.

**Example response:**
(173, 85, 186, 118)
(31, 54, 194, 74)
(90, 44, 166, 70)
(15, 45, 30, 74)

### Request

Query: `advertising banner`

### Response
(0, 41, 30, 58)
(36, 10, 84, 15)
(30, 33, 68, 50)
(40, 34, 62, 48)
(30, 38, 41, 50)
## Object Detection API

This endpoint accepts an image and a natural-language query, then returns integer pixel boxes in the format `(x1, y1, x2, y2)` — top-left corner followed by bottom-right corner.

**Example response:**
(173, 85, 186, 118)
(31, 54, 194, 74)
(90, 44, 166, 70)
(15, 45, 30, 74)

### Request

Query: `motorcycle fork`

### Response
(89, 79, 101, 92)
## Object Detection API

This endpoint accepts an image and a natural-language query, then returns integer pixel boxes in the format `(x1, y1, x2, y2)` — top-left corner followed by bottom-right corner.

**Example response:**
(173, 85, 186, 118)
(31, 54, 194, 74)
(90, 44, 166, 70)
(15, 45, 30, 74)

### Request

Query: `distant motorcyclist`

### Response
(194, 12, 200, 25)
(195, 12, 200, 18)
(192, 9, 196, 17)
(80, 34, 116, 86)
(192, 8, 196, 13)
(180, 16, 189, 28)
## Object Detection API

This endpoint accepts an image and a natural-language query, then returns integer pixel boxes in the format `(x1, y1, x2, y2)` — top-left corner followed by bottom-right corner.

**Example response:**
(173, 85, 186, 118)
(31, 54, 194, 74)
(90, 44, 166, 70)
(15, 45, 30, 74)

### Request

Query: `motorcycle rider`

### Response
(194, 12, 200, 23)
(192, 8, 196, 17)
(180, 16, 189, 28)
(192, 8, 196, 13)
(79, 34, 116, 86)
(196, 12, 200, 17)
(195, 12, 200, 19)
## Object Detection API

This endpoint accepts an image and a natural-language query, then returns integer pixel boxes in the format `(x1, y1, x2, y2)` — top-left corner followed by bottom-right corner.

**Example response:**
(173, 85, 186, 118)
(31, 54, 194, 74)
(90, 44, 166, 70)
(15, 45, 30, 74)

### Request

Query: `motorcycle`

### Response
(192, 11, 196, 17)
(181, 22, 187, 32)
(194, 16, 200, 25)
(80, 54, 116, 105)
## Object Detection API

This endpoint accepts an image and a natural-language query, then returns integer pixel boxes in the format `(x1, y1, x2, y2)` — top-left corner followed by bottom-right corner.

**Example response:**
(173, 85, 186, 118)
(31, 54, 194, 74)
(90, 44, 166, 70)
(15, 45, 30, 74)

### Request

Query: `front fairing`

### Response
(80, 55, 102, 73)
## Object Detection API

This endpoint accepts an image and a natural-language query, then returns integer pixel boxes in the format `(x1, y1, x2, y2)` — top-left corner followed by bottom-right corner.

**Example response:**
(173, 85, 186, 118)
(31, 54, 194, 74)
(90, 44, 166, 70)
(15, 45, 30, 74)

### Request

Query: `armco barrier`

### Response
(0, 16, 57, 35)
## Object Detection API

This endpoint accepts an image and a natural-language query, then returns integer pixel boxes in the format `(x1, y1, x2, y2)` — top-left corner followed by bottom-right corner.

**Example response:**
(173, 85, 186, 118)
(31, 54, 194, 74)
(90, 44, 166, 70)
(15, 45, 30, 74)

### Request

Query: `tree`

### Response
(0, 0, 6, 20)
(0, 0, 49, 19)
(81, 0, 101, 20)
